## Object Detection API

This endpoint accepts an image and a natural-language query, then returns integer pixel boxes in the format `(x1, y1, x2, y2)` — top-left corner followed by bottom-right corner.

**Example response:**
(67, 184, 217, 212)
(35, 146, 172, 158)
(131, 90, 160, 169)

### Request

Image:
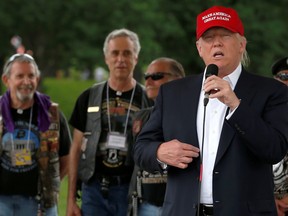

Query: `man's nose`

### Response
(117, 54, 125, 61)
(23, 77, 31, 83)
(213, 36, 223, 47)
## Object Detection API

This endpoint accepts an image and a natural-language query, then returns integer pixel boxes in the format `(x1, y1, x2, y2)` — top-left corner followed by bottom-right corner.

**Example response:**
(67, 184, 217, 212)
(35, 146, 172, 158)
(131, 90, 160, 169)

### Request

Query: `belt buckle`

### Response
(111, 175, 129, 185)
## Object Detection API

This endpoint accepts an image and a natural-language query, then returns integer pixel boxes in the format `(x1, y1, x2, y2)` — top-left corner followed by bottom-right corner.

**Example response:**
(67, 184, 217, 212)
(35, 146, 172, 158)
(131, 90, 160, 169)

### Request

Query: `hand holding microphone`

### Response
(203, 64, 241, 110)
(203, 64, 218, 106)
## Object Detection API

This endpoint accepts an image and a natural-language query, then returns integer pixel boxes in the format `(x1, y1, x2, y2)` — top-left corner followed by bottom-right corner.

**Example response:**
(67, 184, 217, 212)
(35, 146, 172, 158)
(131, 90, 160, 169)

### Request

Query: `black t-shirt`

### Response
(0, 104, 71, 196)
(69, 83, 144, 176)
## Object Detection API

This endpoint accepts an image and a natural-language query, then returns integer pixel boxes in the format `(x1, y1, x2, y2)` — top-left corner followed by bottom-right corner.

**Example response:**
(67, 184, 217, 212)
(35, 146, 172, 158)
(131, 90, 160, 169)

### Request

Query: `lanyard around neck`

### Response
(10, 105, 33, 150)
(106, 82, 136, 136)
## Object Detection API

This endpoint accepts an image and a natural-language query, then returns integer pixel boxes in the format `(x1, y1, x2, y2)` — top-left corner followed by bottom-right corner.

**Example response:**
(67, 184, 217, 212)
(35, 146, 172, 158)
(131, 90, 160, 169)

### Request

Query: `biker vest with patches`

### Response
(0, 103, 60, 208)
(77, 81, 151, 183)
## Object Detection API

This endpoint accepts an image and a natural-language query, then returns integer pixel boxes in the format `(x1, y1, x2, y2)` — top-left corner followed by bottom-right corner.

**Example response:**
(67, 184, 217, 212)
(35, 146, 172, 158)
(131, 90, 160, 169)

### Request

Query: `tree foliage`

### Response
(0, 0, 287, 78)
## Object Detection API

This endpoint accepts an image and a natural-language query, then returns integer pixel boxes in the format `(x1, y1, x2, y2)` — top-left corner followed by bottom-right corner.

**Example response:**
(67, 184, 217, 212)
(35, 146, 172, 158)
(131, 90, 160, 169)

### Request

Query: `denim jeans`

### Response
(81, 177, 129, 216)
(0, 195, 58, 216)
(138, 201, 163, 216)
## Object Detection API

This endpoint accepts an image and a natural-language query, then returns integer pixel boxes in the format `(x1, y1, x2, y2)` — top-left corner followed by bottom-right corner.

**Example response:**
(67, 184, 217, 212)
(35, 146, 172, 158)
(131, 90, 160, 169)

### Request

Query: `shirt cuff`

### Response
(226, 99, 241, 119)
(157, 158, 168, 170)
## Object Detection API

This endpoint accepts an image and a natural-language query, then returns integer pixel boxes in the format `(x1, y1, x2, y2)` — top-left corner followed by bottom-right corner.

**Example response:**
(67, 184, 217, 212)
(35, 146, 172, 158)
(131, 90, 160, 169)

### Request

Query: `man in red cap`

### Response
(134, 5, 288, 216)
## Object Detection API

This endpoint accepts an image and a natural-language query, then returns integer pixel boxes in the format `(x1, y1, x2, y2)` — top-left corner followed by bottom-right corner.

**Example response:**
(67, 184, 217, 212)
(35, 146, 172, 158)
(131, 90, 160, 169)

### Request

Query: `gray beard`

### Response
(16, 91, 34, 102)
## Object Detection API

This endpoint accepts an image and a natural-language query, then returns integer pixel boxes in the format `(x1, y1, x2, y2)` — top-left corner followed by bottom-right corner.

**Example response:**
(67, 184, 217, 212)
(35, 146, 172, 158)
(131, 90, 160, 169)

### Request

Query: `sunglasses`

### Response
(7, 53, 34, 65)
(144, 72, 173, 81)
(275, 73, 288, 81)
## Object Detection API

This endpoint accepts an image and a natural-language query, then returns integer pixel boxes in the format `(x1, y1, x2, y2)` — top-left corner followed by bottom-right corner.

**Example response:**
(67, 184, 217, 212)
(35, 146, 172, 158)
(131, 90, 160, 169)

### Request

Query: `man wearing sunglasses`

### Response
(128, 57, 185, 216)
(0, 53, 71, 216)
(144, 58, 185, 101)
(271, 57, 288, 216)
(272, 57, 288, 86)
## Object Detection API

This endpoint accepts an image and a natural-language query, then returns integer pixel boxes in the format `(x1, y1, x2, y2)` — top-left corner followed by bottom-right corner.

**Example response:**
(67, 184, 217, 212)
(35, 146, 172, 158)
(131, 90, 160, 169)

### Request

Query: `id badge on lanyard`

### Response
(11, 149, 32, 166)
(106, 132, 127, 151)
(10, 106, 34, 166)
(106, 82, 136, 152)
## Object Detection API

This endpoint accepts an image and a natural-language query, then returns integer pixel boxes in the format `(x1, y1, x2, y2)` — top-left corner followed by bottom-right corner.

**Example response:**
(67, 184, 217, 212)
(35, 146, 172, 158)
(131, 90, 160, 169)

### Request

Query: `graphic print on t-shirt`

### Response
(0, 116, 40, 195)
(96, 88, 142, 174)
(1, 120, 39, 172)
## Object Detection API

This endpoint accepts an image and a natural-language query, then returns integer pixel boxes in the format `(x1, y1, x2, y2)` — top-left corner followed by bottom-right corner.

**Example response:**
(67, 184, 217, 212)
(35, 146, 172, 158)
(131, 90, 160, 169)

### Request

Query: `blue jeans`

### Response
(138, 201, 163, 216)
(0, 195, 58, 216)
(81, 177, 129, 216)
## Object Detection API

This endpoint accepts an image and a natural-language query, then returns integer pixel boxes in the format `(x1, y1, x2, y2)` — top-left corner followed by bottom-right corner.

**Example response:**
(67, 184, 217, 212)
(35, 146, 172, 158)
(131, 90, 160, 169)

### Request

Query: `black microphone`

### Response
(203, 64, 218, 106)
(197, 63, 219, 215)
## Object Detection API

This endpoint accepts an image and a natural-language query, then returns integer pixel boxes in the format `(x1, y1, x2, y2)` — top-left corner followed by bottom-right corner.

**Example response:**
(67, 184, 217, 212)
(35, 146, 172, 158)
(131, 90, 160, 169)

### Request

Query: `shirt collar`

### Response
(223, 63, 242, 90)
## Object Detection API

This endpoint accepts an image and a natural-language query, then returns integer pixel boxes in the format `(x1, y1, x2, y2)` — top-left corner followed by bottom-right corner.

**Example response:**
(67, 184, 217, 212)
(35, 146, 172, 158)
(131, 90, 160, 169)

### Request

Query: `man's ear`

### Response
(104, 56, 107, 65)
(239, 36, 247, 54)
(134, 55, 138, 64)
(196, 41, 203, 58)
(2, 75, 9, 88)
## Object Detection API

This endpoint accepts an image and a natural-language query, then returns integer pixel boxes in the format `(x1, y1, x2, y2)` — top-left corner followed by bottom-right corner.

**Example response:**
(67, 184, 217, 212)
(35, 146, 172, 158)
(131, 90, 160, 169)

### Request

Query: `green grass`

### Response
(42, 78, 96, 216)
(42, 78, 95, 120)
(58, 177, 68, 216)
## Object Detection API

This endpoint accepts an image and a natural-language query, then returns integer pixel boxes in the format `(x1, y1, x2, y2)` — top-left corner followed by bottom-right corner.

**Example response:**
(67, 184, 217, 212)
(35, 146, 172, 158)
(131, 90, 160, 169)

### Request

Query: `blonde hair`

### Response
(237, 34, 250, 68)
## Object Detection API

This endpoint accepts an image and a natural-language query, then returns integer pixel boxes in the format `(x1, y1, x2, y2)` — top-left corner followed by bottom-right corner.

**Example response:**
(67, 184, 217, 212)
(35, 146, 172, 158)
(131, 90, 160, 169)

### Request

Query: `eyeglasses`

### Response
(7, 53, 34, 65)
(275, 73, 288, 81)
(144, 72, 173, 81)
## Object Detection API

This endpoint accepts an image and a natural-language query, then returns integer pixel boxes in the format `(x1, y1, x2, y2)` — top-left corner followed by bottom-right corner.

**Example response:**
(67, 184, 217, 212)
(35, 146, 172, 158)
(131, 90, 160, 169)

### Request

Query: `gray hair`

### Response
(103, 28, 141, 57)
(3, 54, 40, 78)
(151, 57, 186, 78)
(237, 35, 250, 68)
(241, 49, 250, 68)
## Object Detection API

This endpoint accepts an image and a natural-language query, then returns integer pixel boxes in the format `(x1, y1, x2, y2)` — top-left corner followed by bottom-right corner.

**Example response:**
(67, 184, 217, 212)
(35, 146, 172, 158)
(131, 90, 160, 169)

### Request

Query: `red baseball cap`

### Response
(196, 6, 244, 40)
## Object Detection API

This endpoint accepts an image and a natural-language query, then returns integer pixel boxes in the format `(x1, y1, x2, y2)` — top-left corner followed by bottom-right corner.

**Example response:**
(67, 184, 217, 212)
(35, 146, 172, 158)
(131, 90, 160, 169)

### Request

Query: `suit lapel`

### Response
(188, 74, 204, 147)
(214, 69, 255, 165)
(214, 118, 235, 165)
(187, 74, 204, 172)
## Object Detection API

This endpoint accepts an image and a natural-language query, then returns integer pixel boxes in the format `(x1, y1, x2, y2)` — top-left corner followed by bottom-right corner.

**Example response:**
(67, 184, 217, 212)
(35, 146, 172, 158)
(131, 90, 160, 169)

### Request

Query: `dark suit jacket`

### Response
(134, 68, 288, 216)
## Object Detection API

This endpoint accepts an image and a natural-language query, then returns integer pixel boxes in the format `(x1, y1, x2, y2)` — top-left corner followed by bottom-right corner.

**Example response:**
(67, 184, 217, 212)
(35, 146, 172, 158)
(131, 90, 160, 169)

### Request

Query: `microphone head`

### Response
(205, 64, 218, 78)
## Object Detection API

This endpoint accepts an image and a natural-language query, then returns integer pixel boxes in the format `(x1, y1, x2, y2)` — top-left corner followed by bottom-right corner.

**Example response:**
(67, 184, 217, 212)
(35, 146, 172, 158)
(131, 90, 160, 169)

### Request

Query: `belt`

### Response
(141, 176, 167, 184)
(94, 174, 131, 186)
(199, 204, 213, 216)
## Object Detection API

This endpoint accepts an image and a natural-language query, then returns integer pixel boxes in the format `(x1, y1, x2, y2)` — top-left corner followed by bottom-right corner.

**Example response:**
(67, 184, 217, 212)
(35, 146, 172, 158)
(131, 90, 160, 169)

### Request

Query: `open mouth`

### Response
(213, 51, 224, 58)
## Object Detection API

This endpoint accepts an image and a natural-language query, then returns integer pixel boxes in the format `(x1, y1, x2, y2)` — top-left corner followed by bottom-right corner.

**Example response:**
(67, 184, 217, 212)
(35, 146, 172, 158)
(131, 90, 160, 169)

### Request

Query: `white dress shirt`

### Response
(196, 63, 241, 204)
